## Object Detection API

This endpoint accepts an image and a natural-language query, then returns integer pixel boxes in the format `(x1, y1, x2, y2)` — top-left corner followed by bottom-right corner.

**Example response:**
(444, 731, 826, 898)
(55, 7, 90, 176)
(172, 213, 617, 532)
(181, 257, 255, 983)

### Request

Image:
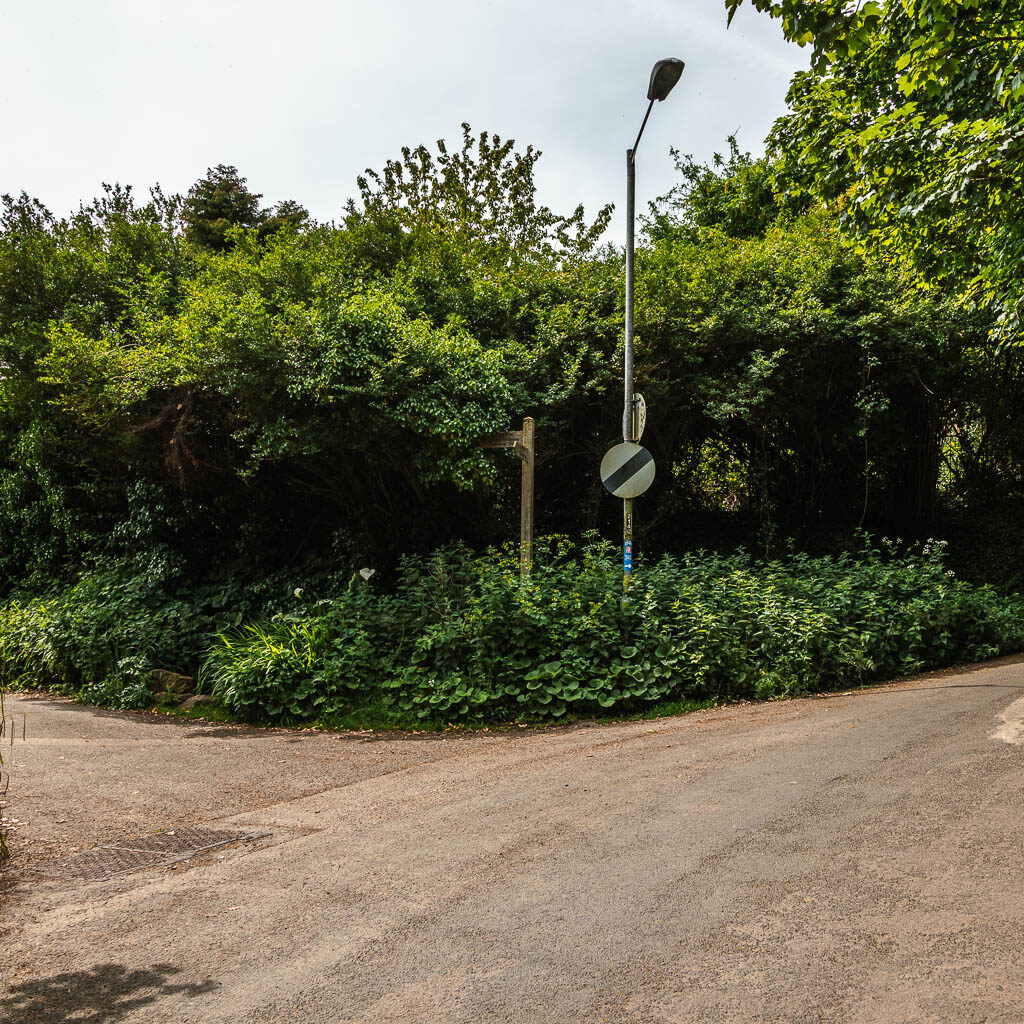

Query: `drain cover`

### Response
(110, 826, 264, 857)
(32, 826, 270, 881)
(32, 847, 168, 882)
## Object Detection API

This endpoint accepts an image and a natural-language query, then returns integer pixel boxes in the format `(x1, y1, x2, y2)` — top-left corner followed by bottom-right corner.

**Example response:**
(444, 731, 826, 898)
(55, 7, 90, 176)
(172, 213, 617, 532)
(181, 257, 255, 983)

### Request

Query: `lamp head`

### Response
(647, 58, 685, 102)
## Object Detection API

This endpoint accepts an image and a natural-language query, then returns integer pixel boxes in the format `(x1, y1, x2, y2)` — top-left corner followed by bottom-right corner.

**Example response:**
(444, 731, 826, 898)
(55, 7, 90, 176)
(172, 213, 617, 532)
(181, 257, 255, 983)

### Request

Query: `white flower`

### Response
(293, 588, 303, 598)
(359, 567, 375, 581)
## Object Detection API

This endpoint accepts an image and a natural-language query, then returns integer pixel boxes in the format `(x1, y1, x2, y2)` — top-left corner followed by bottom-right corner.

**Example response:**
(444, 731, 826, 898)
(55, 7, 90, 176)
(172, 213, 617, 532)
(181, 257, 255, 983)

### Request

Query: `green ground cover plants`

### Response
(3, 538, 1021, 728)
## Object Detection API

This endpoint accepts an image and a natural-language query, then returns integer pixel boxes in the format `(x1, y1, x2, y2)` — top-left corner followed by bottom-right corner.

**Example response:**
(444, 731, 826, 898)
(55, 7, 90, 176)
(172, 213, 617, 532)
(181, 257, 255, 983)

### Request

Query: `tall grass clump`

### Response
(203, 579, 383, 721)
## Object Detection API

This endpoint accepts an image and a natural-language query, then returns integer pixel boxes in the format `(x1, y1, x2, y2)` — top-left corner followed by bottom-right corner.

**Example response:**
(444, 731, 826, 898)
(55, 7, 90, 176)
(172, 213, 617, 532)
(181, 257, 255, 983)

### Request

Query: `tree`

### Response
(726, 0, 1024, 341)
(182, 164, 264, 250)
(347, 123, 613, 270)
(1, 135, 1011, 590)
(0, 185, 195, 583)
(645, 136, 784, 242)
(637, 205, 992, 543)
(259, 198, 310, 237)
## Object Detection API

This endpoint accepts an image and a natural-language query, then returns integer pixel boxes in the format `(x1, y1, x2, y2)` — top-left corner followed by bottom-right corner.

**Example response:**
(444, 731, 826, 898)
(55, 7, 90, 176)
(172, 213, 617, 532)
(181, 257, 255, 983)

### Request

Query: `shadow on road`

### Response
(0, 963, 217, 1023)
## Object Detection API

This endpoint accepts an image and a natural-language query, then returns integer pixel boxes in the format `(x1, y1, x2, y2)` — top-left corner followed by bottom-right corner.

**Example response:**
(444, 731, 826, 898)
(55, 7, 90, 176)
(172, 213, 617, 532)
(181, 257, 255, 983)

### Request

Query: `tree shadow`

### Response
(0, 963, 217, 1023)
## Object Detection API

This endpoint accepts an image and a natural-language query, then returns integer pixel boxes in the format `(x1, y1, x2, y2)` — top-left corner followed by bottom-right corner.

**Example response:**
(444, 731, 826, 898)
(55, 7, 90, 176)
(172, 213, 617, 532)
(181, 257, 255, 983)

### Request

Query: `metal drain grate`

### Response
(110, 826, 264, 857)
(32, 826, 271, 881)
(32, 847, 169, 882)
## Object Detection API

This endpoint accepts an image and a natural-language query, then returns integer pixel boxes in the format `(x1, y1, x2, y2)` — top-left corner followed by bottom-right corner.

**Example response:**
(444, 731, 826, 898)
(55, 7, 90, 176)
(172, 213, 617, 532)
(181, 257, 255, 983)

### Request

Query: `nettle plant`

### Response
(198, 538, 1024, 726)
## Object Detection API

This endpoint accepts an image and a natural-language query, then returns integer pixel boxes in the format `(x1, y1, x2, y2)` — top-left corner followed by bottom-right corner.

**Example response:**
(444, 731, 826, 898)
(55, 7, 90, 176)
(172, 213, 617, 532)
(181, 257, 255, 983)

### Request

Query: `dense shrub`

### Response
(0, 552, 374, 710)
(3, 539, 1021, 726)
(378, 539, 1024, 722)
(5, 140, 1018, 597)
(205, 538, 1024, 724)
(0, 555, 215, 708)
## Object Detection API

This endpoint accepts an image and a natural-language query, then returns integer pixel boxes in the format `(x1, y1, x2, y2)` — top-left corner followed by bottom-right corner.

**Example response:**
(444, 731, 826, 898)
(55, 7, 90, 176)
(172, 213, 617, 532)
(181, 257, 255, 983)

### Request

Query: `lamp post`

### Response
(622, 57, 684, 595)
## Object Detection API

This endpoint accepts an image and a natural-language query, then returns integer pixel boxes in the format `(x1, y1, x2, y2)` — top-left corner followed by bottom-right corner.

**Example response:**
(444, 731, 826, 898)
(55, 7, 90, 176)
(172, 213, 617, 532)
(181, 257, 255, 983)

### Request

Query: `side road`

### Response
(4, 658, 1024, 1023)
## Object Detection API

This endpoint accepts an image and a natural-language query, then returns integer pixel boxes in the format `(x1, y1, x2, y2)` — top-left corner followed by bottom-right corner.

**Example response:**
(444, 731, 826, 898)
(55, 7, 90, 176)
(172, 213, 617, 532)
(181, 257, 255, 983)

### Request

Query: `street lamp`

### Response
(621, 57, 684, 593)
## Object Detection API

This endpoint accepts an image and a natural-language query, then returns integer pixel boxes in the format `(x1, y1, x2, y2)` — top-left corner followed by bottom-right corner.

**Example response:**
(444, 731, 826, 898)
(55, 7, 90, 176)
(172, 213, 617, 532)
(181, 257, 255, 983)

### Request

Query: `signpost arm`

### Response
(520, 416, 535, 579)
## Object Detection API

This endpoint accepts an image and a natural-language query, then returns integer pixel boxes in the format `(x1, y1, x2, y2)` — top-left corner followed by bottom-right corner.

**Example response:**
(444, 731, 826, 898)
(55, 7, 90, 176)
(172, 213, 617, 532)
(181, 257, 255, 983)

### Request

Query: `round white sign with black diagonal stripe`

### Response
(601, 442, 655, 498)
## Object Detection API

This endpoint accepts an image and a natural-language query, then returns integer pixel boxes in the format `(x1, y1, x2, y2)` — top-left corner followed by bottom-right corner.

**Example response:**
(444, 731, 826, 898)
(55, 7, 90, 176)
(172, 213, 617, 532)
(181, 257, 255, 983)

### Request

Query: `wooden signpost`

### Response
(479, 416, 535, 578)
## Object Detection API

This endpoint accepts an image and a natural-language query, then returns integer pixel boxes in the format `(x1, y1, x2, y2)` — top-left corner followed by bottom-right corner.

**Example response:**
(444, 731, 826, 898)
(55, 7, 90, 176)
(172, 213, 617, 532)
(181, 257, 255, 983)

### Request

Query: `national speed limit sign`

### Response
(600, 442, 655, 499)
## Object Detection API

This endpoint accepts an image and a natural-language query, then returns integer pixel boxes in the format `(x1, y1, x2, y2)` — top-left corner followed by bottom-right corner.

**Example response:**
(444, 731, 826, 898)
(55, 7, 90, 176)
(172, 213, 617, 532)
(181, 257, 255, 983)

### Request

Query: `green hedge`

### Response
(5, 538, 1017, 726)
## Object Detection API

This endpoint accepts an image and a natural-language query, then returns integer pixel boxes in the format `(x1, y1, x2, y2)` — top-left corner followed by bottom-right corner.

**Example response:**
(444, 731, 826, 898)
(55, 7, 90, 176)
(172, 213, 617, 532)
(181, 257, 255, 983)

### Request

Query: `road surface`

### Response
(3, 657, 1024, 1023)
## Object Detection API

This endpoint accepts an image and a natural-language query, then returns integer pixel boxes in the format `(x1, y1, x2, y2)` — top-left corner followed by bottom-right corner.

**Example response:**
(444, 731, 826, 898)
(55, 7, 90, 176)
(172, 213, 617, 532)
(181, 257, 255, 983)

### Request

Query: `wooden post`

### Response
(518, 416, 535, 578)
(478, 418, 536, 579)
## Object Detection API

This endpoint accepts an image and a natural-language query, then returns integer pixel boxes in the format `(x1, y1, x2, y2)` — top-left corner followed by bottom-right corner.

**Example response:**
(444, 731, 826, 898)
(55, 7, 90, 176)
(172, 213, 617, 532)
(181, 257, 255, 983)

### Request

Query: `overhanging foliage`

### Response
(726, 0, 1024, 341)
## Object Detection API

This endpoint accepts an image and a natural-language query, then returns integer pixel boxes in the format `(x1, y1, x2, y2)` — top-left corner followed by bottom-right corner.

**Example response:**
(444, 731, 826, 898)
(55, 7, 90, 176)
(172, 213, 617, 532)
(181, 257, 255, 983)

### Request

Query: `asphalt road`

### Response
(3, 658, 1024, 1023)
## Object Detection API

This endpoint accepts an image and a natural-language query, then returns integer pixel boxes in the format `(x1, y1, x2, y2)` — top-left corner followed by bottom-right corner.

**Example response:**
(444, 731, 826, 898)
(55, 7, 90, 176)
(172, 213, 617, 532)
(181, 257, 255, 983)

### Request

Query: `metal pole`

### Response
(623, 147, 636, 597)
(625, 147, 635, 442)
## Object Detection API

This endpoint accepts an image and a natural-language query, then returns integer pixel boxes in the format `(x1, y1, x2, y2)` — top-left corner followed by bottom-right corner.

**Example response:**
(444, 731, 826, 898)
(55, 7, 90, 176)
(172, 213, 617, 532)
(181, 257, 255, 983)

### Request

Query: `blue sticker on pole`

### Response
(624, 540, 633, 573)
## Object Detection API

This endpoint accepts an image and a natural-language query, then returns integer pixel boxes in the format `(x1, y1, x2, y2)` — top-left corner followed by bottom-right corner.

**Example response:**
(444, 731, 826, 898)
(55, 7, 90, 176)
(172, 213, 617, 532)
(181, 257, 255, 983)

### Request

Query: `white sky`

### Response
(0, 0, 807, 243)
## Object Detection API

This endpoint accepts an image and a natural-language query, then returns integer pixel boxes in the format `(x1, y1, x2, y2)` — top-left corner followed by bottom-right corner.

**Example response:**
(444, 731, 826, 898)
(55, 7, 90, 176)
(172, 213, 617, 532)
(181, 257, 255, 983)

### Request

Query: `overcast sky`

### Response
(1, 0, 807, 243)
